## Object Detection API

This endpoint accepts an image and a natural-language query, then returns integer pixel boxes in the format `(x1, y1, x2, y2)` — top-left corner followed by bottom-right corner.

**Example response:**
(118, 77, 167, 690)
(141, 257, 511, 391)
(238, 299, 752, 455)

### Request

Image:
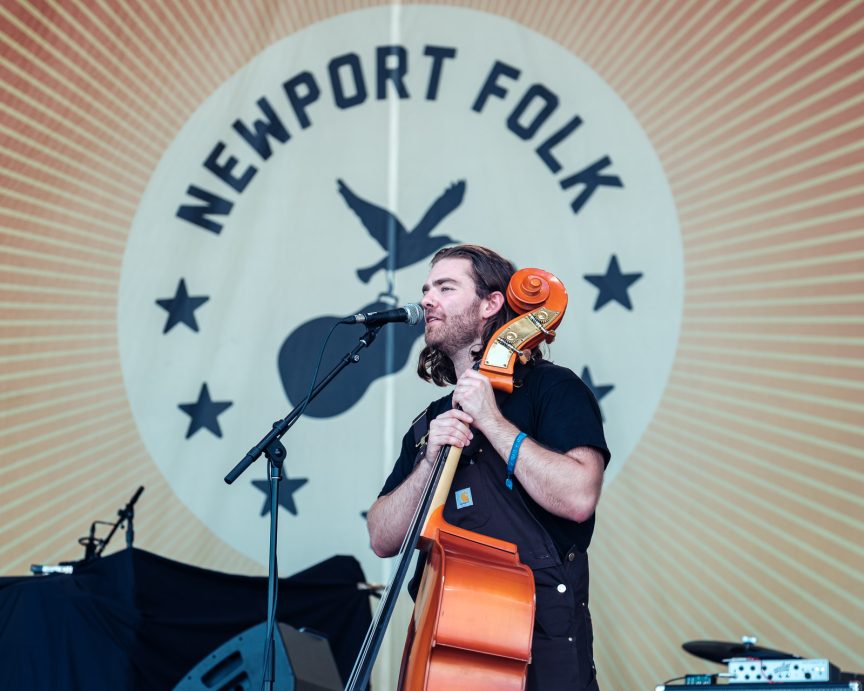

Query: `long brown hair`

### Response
(417, 245, 521, 386)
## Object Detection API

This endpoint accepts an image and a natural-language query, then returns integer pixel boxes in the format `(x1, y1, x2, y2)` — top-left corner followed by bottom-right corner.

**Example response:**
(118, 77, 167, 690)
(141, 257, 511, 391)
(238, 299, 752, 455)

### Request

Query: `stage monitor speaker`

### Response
(173, 622, 343, 691)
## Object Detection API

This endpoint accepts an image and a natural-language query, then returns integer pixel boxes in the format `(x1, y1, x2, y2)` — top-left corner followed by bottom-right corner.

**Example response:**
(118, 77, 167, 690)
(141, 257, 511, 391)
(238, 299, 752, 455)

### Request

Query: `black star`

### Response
(581, 366, 614, 420)
(252, 477, 309, 516)
(156, 279, 209, 333)
(178, 383, 232, 438)
(583, 255, 642, 310)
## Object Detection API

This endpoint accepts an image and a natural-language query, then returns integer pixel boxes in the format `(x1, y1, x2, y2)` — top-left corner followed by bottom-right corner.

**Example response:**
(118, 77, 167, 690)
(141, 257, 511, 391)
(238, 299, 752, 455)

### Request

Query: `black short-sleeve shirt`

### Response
(379, 359, 610, 555)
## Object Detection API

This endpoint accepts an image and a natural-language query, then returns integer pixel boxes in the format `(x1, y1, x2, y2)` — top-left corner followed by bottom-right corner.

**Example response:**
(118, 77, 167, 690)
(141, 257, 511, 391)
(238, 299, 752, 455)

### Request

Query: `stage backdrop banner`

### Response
(1, 2, 862, 688)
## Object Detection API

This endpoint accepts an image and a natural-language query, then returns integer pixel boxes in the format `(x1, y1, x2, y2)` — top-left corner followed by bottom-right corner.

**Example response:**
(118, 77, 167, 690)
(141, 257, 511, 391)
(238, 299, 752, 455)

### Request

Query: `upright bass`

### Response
(346, 268, 568, 691)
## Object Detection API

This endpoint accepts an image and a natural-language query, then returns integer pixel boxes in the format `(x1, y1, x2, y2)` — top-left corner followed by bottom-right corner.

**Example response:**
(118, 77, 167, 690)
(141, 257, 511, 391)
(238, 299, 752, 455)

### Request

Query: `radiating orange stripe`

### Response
(1, 40, 165, 161)
(1, 445, 155, 556)
(671, 91, 863, 183)
(645, 2, 861, 140)
(7, 2, 180, 141)
(678, 153, 863, 222)
(673, 357, 863, 414)
(687, 277, 864, 300)
(0, 228, 125, 264)
(619, 444, 862, 637)
(0, 346, 118, 372)
(615, 448, 849, 626)
(4, 400, 130, 454)
(594, 509, 710, 672)
(0, 137, 141, 205)
(0, 420, 134, 510)
(0, 396, 127, 449)
(620, 434, 855, 562)
(642, 4, 845, 135)
(664, 392, 860, 474)
(0, 248, 119, 277)
(0, 285, 116, 306)
(611, 0, 723, 105)
(685, 216, 864, 260)
(0, 86, 158, 173)
(686, 257, 863, 287)
(0, 412, 131, 480)
(617, 440, 860, 596)
(0, 115, 150, 187)
(0, 181, 132, 229)
(678, 333, 864, 360)
(599, 480, 859, 665)
(677, 352, 864, 386)
(0, 266, 118, 290)
(46, 1, 198, 117)
(0, 310, 116, 327)
(102, 0, 212, 105)
(592, 0, 678, 85)
(681, 323, 863, 344)
(675, 101, 863, 195)
(683, 186, 863, 234)
(0, 321, 115, 339)
(683, 203, 864, 248)
(0, 222, 126, 256)
(685, 298, 864, 319)
(688, 292, 863, 321)
(0, 369, 118, 403)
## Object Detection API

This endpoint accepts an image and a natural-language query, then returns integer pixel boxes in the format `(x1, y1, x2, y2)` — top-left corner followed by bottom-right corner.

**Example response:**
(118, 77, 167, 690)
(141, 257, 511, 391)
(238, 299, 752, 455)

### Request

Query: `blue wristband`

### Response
(505, 432, 527, 490)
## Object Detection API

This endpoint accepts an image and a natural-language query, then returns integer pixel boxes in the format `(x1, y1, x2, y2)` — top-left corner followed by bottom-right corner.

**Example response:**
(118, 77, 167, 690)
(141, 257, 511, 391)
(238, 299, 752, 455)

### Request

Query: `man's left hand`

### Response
(452, 368, 502, 432)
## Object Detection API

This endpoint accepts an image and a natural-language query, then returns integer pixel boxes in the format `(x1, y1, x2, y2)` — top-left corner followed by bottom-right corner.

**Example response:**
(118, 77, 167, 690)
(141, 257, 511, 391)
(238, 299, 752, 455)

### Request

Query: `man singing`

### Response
(367, 245, 610, 690)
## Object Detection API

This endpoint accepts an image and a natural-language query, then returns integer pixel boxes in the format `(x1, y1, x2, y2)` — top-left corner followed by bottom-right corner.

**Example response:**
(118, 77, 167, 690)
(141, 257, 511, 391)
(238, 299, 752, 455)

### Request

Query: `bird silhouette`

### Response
(337, 179, 465, 283)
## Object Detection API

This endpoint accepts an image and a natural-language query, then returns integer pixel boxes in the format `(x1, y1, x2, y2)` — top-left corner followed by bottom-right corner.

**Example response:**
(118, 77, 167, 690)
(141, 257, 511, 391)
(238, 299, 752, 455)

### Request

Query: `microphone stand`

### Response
(82, 522, 99, 561)
(224, 325, 382, 691)
(97, 486, 145, 556)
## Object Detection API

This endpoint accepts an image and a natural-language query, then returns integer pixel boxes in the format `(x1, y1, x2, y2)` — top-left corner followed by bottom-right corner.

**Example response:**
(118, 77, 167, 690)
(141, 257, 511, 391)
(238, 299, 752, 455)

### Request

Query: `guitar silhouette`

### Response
(278, 297, 424, 418)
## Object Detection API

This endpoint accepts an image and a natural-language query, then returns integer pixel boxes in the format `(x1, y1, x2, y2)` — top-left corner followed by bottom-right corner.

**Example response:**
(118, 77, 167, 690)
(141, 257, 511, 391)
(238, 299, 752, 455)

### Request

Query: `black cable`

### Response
(295, 319, 341, 421)
(660, 675, 687, 685)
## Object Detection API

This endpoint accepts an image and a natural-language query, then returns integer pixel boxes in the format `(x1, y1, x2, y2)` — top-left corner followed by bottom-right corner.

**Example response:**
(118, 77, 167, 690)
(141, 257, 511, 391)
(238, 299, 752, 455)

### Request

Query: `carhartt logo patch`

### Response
(455, 487, 474, 509)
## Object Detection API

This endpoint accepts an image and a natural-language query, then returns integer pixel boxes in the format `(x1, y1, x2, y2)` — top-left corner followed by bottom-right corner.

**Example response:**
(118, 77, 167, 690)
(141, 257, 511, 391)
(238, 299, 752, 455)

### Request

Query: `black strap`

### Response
(410, 406, 430, 465)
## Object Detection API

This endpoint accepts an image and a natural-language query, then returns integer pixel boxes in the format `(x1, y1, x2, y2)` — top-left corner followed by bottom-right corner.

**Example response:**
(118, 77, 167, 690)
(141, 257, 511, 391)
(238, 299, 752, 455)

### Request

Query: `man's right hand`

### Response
(424, 409, 474, 464)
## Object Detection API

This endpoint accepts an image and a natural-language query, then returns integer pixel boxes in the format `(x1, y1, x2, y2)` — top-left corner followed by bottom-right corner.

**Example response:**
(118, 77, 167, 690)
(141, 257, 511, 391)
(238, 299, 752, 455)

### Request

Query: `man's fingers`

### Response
(440, 408, 473, 424)
(429, 420, 473, 448)
(432, 417, 473, 436)
(426, 409, 475, 456)
(432, 430, 473, 446)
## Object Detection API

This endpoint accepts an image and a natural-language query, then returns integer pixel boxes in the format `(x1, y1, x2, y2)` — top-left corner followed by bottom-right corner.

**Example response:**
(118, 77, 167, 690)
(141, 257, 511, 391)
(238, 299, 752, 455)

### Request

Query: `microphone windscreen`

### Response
(404, 303, 423, 325)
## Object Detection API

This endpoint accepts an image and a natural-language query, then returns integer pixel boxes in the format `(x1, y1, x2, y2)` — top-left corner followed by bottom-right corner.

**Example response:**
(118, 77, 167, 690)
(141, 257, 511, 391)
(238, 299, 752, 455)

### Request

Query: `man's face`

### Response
(421, 257, 485, 355)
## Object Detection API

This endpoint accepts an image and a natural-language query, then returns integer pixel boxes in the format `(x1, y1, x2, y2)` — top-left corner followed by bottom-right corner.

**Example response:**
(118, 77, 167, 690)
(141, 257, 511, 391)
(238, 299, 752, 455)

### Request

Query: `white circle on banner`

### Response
(118, 6, 682, 572)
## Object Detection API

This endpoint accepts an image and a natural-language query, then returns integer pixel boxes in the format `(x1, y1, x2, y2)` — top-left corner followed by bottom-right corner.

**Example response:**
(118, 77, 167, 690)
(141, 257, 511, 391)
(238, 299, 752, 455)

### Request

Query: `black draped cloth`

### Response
(0, 548, 371, 691)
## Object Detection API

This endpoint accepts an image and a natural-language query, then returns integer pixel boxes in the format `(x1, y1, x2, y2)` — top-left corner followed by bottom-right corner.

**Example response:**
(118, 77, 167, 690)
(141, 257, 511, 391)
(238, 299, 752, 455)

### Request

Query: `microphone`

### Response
(341, 303, 423, 327)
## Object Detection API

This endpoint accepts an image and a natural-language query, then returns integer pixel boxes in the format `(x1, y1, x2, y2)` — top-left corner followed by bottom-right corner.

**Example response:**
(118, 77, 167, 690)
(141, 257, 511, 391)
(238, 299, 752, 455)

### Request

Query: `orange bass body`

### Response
(398, 506, 535, 690)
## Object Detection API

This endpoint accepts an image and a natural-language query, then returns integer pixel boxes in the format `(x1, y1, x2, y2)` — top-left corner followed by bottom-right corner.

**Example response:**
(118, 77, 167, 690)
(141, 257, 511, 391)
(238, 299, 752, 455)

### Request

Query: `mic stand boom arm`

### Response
(96, 486, 145, 557)
(224, 325, 381, 485)
(222, 325, 381, 691)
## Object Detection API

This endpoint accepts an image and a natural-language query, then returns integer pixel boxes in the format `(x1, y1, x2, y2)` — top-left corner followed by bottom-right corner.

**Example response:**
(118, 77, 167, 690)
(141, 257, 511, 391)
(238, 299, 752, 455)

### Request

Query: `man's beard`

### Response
(425, 298, 484, 357)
